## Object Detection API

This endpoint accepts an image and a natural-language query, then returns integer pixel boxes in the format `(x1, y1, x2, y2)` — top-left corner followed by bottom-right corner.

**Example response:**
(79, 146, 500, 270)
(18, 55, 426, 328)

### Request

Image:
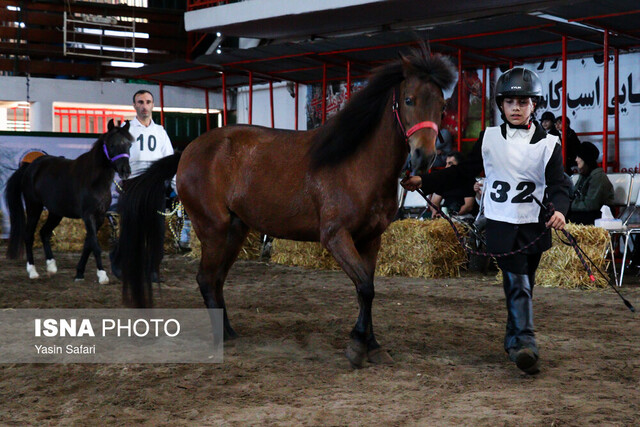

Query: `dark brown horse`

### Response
(5, 119, 133, 283)
(116, 52, 456, 367)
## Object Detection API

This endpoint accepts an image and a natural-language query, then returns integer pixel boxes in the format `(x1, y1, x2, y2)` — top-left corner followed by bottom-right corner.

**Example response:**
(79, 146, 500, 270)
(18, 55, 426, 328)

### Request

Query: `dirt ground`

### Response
(1, 248, 639, 426)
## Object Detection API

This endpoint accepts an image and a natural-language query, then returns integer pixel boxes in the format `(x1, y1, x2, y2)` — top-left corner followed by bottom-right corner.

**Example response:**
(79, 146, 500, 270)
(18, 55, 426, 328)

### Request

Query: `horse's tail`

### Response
(117, 152, 182, 308)
(5, 164, 28, 259)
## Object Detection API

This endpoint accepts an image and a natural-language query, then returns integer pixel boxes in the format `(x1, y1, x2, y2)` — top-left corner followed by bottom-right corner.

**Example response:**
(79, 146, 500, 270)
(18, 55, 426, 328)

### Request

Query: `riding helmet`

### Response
(495, 67, 543, 108)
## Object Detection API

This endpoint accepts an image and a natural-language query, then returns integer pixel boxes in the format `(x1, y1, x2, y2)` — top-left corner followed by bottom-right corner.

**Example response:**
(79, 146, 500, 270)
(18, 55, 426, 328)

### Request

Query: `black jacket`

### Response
(420, 122, 571, 254)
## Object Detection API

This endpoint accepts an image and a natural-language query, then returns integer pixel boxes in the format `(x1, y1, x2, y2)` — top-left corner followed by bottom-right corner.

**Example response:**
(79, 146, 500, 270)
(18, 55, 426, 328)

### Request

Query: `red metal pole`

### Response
(322, 63, 327, 124)
(562, 36, 567, 169)
(614, 48, 620, 171)
(481, 65, 486, 131)
(269, 80, 274, 128)
(457, 49, 462, 151)
(248, 72, 253, 124)
(222, 72, 227, 126)
(602, 30, 609, 171)
(205, 89, 210, 131)
(294, 82, 299, 130)
(159, 83, 165, 127)
(346, 61, 351, 100)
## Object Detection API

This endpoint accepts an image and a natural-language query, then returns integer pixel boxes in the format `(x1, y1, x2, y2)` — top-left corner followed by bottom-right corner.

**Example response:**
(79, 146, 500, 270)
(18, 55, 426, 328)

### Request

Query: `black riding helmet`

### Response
(495, 67, 543, 111)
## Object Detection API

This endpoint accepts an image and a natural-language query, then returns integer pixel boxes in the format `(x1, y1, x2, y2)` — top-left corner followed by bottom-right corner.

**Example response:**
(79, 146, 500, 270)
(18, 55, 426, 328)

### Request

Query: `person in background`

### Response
(568, 141, 614, 225)
(540, 111, 561, 139)
(124, 90, 175, 191)
(555, 116, 581, 174)
(402, 67, 570, 375)
(111, 89, 176, 280)
(429, 151, 476, 218)
(432, 128, 453, 168)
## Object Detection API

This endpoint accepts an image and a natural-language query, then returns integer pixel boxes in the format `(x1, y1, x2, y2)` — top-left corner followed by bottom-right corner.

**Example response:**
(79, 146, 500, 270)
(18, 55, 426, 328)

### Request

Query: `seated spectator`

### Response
(567, 141, 614, 225)
(555, 116, 581, 174)
(432, 128, 453, 168)
(540, 111, 562, 138)
(429, 151, 475, 217)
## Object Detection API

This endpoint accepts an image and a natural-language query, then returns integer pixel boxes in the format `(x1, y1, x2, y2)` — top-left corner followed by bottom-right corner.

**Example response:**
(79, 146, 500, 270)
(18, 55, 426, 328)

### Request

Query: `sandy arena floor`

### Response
(1, 249, 639, 425)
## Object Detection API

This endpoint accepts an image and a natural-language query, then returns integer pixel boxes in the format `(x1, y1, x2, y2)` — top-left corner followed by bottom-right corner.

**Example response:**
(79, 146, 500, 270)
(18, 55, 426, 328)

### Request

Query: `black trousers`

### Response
(498, 253, 542, 355)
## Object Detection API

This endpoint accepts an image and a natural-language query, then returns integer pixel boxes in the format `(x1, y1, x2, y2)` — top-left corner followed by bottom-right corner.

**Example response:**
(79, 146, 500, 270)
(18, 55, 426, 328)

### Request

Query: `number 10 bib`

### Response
(481, 127, 557, 224)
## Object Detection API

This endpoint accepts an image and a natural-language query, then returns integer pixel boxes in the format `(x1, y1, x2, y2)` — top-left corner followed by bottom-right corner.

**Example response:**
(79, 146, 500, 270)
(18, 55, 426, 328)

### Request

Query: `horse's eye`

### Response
(405, 97, 414, 106)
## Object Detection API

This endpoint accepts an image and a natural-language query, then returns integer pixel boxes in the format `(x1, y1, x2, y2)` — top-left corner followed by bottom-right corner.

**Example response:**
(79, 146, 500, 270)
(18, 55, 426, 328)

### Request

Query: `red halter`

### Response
(392, 91, 439, 142)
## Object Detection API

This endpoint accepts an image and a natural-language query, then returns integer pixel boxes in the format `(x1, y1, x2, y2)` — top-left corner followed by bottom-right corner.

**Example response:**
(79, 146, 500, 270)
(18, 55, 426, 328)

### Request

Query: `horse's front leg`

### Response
(323, 228, 384, 368)
(356, 236, 393, 365)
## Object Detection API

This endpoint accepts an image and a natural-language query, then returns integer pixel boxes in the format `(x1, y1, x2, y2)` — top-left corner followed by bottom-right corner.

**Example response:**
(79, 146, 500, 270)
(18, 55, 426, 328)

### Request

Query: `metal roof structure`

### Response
(115, 0, 640, 90)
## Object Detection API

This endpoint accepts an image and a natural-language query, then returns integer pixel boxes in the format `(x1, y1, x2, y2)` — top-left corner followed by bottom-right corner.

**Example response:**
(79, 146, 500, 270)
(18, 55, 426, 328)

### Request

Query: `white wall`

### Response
(236, 82, 307, 130)
(0, 76, 225, 132)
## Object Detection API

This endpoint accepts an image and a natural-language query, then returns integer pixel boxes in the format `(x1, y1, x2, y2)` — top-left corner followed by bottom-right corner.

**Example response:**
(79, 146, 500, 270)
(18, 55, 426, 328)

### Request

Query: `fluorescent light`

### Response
(109, 61, 145, 68)
(7, 5, 20, 11)
(77, 27, 149, 39)
(68, 42, 148, 54)
(529, 12, 604, 33)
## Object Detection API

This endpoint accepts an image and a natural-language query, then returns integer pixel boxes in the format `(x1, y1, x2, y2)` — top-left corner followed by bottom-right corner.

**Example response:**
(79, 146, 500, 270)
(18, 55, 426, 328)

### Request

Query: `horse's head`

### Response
(398, 53, 456, 175)
(104, 119, 133, 180)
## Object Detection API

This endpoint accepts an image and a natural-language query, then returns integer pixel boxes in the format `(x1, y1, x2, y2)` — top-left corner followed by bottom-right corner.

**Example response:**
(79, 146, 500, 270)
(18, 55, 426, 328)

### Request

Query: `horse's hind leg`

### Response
(39, 212, 62, 275)
(195, 213, 249, 340)
(24, 202, 43, 279)
(76, 214, 108, 284)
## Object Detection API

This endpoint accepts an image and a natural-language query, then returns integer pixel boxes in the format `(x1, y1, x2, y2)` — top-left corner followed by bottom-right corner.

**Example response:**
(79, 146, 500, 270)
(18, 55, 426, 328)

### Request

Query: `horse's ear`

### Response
(399, 53, 416, 79)
(107, 119, 115, 131)
(123, 120, 130, 132)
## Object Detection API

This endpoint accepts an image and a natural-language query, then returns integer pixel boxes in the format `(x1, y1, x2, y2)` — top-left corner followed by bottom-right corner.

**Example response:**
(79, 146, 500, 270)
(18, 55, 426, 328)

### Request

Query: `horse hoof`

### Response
(74, 276, 84, 282)
(345, 340, 367, 369)
(46, 259, 57, 275)
(26, 263, 39, 279)
(367, 347, 394, 365)
(97, 270, 109, 285)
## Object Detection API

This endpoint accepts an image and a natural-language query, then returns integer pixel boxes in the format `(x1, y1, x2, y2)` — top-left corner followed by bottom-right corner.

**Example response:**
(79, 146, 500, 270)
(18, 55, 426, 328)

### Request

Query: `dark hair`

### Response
(133, 90, 154, 103)
(555, 116, 571, 127)
(446, 151, 463, 164)
(540, 111, 555, 122)
(577, 141, 599, 170)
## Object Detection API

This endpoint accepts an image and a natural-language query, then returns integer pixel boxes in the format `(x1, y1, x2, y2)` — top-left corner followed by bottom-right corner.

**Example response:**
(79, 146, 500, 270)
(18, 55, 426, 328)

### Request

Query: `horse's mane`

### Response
(310, 52, 457, 168)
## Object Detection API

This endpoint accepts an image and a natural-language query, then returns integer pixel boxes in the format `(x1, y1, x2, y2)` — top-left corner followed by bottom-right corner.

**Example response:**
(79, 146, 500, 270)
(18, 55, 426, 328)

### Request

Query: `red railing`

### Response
(54, 107, 134, 133)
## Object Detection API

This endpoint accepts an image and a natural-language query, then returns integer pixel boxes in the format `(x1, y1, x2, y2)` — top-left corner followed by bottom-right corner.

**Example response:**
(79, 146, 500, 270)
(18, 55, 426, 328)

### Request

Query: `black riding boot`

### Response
(503, 271, 539, 374)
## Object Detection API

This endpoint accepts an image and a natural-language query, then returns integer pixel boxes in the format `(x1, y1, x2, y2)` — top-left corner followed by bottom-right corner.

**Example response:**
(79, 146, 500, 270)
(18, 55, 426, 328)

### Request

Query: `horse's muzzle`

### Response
(117, 165, 131, 181)
(410, 148, 435, 175)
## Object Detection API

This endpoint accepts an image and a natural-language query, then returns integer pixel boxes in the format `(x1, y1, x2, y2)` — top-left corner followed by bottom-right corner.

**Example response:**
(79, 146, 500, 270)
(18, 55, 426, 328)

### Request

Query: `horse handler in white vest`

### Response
(402, 67, 571, 375)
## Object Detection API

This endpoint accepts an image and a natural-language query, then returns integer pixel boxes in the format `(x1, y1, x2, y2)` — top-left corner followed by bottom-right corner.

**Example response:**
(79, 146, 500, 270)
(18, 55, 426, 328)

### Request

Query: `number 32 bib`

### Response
(482, 126, 558, 224)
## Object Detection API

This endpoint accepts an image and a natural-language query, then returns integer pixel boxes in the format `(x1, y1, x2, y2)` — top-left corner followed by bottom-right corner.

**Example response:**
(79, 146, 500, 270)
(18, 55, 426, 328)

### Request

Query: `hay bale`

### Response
(271, 239, 340, 270)
(269, 219, 467, 278)
(188, 229, 263, 261)
(30, 212, 113, 252)
(376, 218, 467, 278)
(536, 224, 611, 289)
(496, 224, 611, 290)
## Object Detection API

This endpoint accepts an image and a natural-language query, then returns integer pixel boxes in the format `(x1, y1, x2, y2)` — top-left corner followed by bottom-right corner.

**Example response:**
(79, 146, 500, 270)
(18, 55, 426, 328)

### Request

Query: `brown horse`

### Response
(115, 52, 456, 367)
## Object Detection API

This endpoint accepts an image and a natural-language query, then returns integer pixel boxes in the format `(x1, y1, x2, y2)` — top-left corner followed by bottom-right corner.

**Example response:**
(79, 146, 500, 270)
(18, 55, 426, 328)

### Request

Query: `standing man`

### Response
(111, 89, 175, 280)
(124, 89, 174, 190)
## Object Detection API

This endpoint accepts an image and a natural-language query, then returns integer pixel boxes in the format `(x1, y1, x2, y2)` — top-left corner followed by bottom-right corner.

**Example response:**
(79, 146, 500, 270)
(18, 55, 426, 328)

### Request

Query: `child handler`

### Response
(402, 67, 571, 375)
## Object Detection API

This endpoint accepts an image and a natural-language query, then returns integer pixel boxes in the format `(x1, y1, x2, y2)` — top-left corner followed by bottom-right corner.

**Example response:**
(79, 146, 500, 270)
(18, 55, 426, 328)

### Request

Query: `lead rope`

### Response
(411, 183, 635, 312)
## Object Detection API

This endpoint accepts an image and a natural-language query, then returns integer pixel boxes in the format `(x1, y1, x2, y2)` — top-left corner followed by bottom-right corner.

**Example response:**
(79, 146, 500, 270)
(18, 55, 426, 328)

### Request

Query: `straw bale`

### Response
(187, 229, 263, 260)
(30, 212, 113, 252)
(268, 219, 467, 278)
(496, 224, 611, 290)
